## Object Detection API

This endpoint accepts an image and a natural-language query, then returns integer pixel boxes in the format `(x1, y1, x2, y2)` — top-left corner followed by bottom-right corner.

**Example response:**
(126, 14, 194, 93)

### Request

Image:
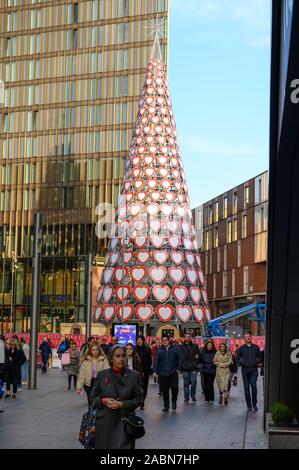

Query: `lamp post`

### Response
(10, 250, 17, 333)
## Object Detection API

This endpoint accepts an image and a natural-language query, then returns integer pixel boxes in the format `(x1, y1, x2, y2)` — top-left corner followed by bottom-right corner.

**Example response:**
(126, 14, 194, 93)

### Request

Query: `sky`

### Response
(168, 0, 271, 208)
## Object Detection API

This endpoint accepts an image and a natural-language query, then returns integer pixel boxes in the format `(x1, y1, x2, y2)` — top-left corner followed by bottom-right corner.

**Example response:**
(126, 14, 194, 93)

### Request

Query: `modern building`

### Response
(193, 171, 268, 335)
(0, 0, 169, 334)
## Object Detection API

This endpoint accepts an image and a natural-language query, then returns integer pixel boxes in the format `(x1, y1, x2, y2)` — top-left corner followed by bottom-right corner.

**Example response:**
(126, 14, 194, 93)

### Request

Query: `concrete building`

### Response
(193, 171, 268, 335)
(0, 0, 169, 334)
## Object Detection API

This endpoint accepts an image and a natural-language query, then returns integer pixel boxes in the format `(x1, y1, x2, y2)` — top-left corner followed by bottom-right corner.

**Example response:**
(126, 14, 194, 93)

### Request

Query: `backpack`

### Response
(59, 343, 67, 353)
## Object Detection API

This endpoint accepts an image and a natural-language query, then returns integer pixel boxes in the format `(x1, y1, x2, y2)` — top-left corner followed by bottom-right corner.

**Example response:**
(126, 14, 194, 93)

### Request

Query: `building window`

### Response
(209, 251, 212, 274)
(224, 245, 227, 270)
(243, 266, 249, 294)
(223, 271, 228, 297)
(232, 269, 236, 296)
(223, 196, 227, 218)
(215, 201, 219, 222)
(208, 205, 212, 225)
(205, 229, 209, 251)
(242, 214, 247, 238)
(238, 240, 241, 267)
(227, 220, 232, 243)
(213, 274, 216, 298)
(233, 191, 237, 214)
(244, 185, 249, 208)
(74, 3, 79, 23)
(233, 218, 238, 241)
(205, 253, 208, 276)
(214, 227, 218, 248)
(217, 247, 221, 272)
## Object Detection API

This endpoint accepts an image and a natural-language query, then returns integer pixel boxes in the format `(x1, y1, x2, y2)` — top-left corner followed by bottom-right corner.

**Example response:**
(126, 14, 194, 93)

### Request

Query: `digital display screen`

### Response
(112, 324, 137, 346)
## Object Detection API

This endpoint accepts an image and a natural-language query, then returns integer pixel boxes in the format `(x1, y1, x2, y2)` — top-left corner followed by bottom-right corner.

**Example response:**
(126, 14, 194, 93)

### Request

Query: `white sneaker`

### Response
(17, 388, 22, 392)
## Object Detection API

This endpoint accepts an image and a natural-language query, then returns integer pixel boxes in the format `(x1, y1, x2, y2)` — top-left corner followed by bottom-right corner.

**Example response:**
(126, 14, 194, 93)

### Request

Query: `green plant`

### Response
(270, 402, 295, 425)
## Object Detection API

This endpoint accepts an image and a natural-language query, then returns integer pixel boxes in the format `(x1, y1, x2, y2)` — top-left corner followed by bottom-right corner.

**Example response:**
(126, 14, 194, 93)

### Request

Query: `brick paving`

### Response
(0, 369, 266, 449)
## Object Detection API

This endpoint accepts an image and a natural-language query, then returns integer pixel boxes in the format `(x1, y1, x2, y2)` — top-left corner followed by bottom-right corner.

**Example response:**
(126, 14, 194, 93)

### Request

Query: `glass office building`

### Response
(0, 0, 169, 333)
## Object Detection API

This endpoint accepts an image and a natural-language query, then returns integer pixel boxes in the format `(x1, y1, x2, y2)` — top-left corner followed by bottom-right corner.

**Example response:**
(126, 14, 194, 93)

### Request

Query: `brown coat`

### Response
(213, 351, 232, 392)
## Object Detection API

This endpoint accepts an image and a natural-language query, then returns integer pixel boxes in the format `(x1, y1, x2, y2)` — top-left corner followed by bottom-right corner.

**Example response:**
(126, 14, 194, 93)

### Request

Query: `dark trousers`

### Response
(68, 374, 77, 388)
(142, 373, 150, 404)
(202, 373, 215, 402)
(159, 372, 179, 408)
(182, 370, 198, 400)
(41, 355, 49, 373)
(6, 382, 18, 394)
(241, 368, 258, 407)
(84, 378, 95, 407)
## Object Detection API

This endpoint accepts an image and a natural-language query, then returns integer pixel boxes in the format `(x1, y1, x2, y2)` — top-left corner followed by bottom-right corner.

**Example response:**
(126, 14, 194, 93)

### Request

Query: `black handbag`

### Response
(122, 414, 145, 440)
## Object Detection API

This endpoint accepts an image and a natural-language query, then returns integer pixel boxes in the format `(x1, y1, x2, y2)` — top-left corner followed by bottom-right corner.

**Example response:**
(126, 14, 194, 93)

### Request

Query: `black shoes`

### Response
(247, 406, 252, 412)
(184, 399, 189, 403)
(4, 394, 11, 399)
(162, 407, 169, 412)
(192, 397, 196, 402)
(219, 395, 223, 405)
(172, 403, 177, 411)
(224, 398, 228, 405)
(12, 394, 16, 399)
(253, 405, 258, 412)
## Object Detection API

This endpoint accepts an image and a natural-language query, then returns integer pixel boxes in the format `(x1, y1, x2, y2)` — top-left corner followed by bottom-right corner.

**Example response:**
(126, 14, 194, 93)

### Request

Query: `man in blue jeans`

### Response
(179, 332, 201, 403)
(236, 332, 262, 412)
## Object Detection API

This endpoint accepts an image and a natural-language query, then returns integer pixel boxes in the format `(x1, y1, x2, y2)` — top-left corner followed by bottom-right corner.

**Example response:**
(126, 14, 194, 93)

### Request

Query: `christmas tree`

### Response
(94, 31, 210, 328)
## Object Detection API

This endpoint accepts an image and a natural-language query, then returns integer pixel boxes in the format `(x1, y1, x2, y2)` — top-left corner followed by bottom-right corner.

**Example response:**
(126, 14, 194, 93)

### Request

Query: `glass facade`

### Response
(0, 0, 169, 333)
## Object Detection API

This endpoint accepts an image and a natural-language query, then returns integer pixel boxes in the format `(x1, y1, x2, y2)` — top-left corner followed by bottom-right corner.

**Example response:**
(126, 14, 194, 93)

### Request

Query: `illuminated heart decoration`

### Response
(150, 219, 161, 233)
(158, 136, 165, 144)
(159, 156, 167, 165)
(153, 250, 168, 264)
(190, 287, 201, 304)
(133, 168, 141, 178)
(152, 116, 159, 124)
(183, 238, 193, 250)
(147, 86, 154, 94)
(118, 206, 127, 219)
(114, 266, 128, 282)
(144, 126, 151, 133)
(161, 146, 168, 154)
(157, 97, 164, 105)
(205, 307, 211, 321)
(166, 127, 172, 134)
(123, 251, 133, 263)
(158, 88, 164, 95)
(138, 146, 145, 154)
(148, 179, 157, 189)
(192, 306, 204, 322)
(130, 266, 147, 282)
(155, 126, 162, 133)
(166, 193, 175, 202)
(136, 128, 141, 135)
(134, 237, 148, 248)
(168, 266, 185, 284)
(169, 137, 174, 144)
(110, 238, 118, 250)
(130, 204, 141, 216)
(156, 78, 163, 85)
(147, 204, 159, 216)
(172, 169, 179, 178)
(179, 195, 185, 203)
(146, 136, 154, 144)
(171, 158, 178, 166)
(159, 168, 168, 177)
(136, 304, 154, 321)
(115, 285, 130, 302)
(136, 250, 150, 264)
(133, 285, 150, 302)
(152, 192, 161, 201)
(176, 305, 192, 323)
(186, 268, 198, 285)
(162, 205, 173, 216)
(167, 220, 179, 233)
(117, 304, 134, 321)
(146, 79, 152, 85)
(162, 180, 171, 190)
(132, 157, 140, 166)
(186, 252, 195, 265)
(136, 137, 142, 145)
(134, 180, 143, 190)
(104, 305, 116, 321)
(145, 167, 155, 177)
(176, 206, 185, 218)
(163, 117, 170, 125)
(94, 307, 102, 321)
(152, 286, 171, 305)
(97, 287, 103, 303)
(125, 181, 131, 191)
(150, 235, 165, 248)
(133, 220, 146, 232)
(149, 266, 167, 283)
(137, 192, 146, 202)
(171, 148, 177, 156)
(140, 107, 146, 115)
(196, 255, 202, 267)
(182, 222, 190, 234)
(169, 236, 181, 249)
(103, 268, 114, 284)
(157, 304, 174, 322)
(110, 252, 119, 265)
(175, 182, 182, 191)
(146, 97, 154, 105)
(198, 270, 204, 285)
(145, 156, 153, 165)
(171, 251, 184, 265)
(149, 106, 156, 114)
(141, 117, 148, 124)
(172, 286, 188, 303)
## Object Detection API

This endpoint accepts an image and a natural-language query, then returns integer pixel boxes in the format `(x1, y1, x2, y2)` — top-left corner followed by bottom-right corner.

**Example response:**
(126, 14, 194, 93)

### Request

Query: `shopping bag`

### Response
(61, 352, 71, 366)
(79, 408, 96, 449)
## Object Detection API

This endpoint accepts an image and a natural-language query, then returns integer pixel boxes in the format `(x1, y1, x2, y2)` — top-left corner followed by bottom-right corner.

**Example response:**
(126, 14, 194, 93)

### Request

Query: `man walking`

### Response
(135, 335, 152, 409)
(236, 331, 262, 412)
(153, 335, 181, 412)
(39, 337, 52, 374)
(180, 332, 200, 403)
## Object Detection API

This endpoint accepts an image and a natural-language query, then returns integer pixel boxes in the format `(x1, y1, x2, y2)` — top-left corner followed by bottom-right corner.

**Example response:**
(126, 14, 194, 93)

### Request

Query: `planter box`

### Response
(266, 413, 299, 449)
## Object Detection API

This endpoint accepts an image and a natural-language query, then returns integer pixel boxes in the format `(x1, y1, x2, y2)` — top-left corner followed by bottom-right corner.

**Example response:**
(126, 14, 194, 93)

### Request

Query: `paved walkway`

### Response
(0, 369, 266, 449)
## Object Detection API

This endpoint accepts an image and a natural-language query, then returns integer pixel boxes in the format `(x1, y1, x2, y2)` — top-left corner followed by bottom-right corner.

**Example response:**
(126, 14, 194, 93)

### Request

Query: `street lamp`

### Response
(10, 250, 18, 333)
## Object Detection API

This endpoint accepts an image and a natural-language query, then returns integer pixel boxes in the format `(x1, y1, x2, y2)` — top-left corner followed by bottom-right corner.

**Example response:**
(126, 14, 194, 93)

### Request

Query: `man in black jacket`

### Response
(236, 331, 262, 412)
(135, 335, 152, 410)
(180, 333, 200, 403)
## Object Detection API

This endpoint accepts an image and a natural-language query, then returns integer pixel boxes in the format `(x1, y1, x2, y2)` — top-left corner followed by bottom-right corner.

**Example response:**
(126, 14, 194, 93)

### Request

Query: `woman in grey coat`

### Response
(90, 344, 143, 449)
(66, 342, 80, 390)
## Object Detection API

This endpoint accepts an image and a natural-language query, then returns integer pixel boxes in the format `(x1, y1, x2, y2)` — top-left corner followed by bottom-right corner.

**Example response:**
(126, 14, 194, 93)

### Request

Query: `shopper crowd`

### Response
(0, 331, 264, 447)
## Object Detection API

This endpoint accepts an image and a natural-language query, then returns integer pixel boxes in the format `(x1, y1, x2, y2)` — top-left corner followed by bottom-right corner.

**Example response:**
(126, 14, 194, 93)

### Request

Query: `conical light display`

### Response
(94, 56, 211, 326)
